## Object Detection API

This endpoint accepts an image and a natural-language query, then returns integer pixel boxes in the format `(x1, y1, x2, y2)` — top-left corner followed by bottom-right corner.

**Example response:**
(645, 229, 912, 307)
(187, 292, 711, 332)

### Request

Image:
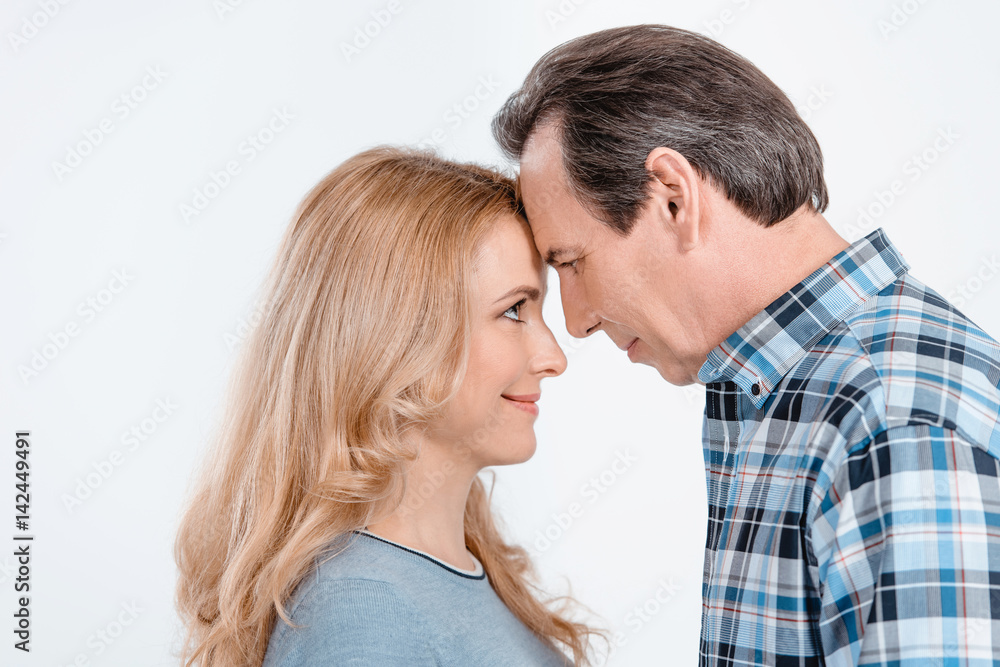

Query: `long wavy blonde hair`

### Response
(174, 146, 598, 666)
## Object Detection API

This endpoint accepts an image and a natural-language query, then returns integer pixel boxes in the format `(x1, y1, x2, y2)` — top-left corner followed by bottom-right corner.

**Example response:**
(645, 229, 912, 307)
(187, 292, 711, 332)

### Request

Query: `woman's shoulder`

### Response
(264, 555, 436, 666)
(284, 575, 428, 635)
(283, 532, 429, 619)
(265, 533, 572, 667)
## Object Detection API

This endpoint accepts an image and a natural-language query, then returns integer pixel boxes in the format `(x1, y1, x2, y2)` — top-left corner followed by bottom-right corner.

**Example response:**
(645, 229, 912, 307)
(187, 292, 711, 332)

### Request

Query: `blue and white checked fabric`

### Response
(697, 228, 1000, 666)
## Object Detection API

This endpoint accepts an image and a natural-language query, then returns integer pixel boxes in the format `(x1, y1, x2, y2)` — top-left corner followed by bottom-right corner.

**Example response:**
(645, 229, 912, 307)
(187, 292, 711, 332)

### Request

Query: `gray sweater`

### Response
(262, 531, 573, 666)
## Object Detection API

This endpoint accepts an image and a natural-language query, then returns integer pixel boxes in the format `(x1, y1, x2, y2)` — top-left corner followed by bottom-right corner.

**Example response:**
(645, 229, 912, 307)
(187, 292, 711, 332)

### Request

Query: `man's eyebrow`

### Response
(492, 285, 542, 305)
(543, 247, 576, 266)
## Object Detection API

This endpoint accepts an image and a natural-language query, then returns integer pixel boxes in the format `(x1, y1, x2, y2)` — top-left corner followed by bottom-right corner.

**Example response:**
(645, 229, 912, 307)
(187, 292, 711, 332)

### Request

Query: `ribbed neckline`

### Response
(354, 530, 486, 580)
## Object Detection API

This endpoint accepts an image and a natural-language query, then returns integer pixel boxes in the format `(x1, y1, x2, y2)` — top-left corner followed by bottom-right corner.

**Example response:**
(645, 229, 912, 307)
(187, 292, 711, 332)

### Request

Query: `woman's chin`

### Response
(480, 436, 538, 468)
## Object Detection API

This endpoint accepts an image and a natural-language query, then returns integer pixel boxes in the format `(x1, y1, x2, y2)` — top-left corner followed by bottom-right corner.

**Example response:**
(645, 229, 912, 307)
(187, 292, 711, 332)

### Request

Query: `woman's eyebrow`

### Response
(492, 285, 542, 304)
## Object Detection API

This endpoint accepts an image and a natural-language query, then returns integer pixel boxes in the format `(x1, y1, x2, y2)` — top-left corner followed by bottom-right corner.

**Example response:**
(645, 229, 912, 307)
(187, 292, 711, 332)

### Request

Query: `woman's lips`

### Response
(502, 393, 540, 416)
(626, 338, 639, 361)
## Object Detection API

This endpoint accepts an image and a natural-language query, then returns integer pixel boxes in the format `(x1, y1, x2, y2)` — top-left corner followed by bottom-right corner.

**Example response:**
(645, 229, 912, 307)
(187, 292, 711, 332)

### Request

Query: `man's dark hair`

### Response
(492, 24, 829, 234)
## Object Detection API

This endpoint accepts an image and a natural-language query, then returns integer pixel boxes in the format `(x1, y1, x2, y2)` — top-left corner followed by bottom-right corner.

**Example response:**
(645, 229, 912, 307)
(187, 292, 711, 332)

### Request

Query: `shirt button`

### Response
(751, 383, 761, 396)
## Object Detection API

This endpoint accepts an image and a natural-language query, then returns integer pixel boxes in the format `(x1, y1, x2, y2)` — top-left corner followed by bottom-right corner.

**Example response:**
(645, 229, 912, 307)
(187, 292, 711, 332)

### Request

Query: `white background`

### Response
(2, 0, 999, 665)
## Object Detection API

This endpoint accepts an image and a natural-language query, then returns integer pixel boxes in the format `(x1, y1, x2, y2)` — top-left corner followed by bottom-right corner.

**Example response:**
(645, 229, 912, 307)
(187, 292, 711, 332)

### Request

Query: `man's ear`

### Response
(645, 147, 701, 251)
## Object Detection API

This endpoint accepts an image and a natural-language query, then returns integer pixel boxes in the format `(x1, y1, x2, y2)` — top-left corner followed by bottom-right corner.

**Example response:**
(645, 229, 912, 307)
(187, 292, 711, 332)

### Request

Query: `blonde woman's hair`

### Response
(174, 146, 599, 666)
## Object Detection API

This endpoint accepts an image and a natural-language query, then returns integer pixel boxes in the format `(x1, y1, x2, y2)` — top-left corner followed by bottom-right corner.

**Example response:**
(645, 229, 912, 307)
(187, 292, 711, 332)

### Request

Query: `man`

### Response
(492, 24, 1000, 665)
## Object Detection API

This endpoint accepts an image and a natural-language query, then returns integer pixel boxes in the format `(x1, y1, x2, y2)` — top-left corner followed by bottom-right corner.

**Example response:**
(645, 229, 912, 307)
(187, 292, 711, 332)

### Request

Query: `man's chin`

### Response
(649, 358, 693, 387)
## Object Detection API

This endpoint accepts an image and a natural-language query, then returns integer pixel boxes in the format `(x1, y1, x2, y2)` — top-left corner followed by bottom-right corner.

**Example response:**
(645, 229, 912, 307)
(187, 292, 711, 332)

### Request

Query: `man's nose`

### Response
(560, 282, 600, 338)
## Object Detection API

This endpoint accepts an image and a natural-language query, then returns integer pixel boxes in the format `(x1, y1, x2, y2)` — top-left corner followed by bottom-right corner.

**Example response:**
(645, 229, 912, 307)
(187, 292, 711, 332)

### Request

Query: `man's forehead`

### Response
(520, 123, 564, 181)
(518, 157, 573, 225)
(517, 124, 594, 257)
(520, 206, 587, 267)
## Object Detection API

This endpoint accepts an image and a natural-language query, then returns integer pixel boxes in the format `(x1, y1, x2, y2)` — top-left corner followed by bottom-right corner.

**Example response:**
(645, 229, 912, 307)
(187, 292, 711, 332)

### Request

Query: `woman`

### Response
(174, 147, 599, 665)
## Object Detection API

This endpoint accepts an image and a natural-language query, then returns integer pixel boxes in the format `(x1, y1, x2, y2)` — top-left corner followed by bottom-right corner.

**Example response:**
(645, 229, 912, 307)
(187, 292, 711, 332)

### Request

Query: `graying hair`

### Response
(492, 24, 829, 234)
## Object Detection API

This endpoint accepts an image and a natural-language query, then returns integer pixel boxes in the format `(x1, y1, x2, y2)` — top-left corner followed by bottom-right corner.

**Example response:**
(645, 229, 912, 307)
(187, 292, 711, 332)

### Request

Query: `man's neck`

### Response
(691, 207, 850, 383)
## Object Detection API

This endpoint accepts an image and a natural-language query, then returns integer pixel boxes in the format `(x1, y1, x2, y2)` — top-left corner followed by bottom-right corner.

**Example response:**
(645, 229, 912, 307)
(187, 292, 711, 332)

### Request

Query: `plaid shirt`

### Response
(697, 228, 1000, 666)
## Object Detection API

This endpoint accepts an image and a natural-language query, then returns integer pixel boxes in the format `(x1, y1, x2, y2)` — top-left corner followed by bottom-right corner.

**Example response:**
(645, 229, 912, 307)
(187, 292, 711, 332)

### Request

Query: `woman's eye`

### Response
(559, 260, 578, 271)
(503, 299, 526, 322)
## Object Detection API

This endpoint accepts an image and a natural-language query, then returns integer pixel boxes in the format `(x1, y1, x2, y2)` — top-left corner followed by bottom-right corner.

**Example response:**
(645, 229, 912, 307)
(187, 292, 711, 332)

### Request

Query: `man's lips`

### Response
(615, 338, 639, 352)
(625, 338, 640, 361)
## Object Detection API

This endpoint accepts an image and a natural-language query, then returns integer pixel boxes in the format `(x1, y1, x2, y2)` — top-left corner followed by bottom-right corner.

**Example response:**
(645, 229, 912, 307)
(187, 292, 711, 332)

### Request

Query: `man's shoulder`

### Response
(843, 271, 999, 368)
(792, 271, 1000, 452)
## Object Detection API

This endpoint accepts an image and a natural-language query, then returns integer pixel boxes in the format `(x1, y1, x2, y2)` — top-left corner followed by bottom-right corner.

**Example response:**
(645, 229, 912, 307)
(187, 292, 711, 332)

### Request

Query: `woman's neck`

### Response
(365, 438, 479, 571)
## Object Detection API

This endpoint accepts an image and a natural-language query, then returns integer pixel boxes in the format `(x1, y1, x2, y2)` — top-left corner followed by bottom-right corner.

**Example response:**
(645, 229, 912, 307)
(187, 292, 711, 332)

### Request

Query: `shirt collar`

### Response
(697, 228, 910, 409)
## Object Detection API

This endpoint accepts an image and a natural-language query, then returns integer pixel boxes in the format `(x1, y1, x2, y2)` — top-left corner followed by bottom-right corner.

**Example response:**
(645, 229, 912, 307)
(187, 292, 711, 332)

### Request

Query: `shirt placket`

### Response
(703, 381, 742, 650)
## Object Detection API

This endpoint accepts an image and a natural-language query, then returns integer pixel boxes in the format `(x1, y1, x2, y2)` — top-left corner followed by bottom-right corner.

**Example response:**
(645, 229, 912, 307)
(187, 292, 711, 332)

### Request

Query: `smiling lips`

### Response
(502, 393, 540, 416)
